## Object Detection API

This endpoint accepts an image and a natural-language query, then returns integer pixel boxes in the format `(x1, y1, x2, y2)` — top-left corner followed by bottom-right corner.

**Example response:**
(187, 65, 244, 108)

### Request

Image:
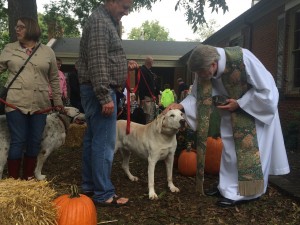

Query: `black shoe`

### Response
(217, 197, 238, 207)
(205, 187, 221, 197)
(217, 197, 259, 207)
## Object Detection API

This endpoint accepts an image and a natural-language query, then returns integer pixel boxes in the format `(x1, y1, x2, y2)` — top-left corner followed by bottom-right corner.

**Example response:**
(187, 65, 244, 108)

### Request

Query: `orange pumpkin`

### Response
(178, 148, 197, 177)
(204, 137, 223, 175)
(54, 185, 97, 225)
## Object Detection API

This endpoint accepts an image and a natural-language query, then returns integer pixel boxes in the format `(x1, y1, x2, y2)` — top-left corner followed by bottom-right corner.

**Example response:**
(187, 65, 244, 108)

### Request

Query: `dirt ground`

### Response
(38, 146, 300, 225)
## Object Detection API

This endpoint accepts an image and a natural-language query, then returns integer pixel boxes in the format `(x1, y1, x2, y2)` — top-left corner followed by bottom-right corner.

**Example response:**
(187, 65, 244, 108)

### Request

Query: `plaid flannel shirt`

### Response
(77, 5, 127, 105)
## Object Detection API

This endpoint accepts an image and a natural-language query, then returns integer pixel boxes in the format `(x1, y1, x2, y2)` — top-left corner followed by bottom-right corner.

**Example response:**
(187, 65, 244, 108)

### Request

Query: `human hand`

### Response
(128, 60, 139, 71)
(217, 98, 239, 112)
(63, 97, 70, 106)
(54, 105, 65, 113)
(102, 101, 114, 116)
(162, 103, 183, 114)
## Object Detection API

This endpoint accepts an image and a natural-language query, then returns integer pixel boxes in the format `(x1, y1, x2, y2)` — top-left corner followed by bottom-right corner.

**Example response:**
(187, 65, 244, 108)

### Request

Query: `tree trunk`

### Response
(8, 0, 37, 42)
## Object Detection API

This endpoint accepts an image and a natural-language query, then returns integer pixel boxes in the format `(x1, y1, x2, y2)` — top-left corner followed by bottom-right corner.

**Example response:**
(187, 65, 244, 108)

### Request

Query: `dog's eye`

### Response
(170, 114, 175, 117)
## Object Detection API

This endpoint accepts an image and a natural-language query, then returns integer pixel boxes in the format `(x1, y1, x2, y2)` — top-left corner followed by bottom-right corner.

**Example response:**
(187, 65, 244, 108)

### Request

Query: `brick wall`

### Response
(279, 99, 300, 129)
(251, 7, 283, 75)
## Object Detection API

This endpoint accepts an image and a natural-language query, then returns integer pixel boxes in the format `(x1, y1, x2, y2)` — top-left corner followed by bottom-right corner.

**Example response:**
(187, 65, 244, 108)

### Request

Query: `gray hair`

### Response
(187, 44, 220, 72)
(144, 56, 153, 68)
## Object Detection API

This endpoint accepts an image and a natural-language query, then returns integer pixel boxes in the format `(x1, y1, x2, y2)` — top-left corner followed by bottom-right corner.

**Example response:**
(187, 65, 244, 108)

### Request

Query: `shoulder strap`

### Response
(140, 70, 156, 101)
(6, 42, 41, 90)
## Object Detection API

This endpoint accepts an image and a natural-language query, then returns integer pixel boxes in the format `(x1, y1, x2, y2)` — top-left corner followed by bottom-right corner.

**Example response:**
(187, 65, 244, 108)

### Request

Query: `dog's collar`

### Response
(57, 114, 69, 134)
(67, 112, 81, 123)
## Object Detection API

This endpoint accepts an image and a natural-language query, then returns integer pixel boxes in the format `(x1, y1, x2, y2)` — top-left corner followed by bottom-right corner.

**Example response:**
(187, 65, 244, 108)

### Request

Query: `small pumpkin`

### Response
(204, 137, 223, 175)
(53, 185, 97, 225)
(178, 143, 197, 177)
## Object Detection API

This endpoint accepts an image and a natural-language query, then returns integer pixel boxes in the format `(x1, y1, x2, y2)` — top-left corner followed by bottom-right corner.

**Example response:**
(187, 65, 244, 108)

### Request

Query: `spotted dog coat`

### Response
(0, 107, 85, 180)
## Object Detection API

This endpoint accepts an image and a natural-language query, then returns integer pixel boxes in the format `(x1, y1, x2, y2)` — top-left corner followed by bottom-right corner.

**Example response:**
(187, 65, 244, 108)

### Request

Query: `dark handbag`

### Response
(0, 86, 8, 115)
(0, 43, 41, 115)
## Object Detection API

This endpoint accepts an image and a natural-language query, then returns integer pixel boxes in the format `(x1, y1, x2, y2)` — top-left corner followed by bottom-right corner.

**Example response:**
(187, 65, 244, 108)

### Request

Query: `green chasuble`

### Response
(197, 46, 264, 196)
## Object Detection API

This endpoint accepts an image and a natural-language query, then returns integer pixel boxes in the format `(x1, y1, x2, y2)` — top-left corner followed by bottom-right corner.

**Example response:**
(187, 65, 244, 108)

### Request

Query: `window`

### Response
(276, 15, 285, 90)
(287, 6, 300, 94)
(293, 10, 300, 87)
(229, 36, 243, 47)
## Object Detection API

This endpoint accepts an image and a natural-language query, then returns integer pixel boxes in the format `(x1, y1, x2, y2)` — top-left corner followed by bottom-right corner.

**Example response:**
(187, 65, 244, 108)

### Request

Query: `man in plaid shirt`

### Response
(77, 0, 138, 207)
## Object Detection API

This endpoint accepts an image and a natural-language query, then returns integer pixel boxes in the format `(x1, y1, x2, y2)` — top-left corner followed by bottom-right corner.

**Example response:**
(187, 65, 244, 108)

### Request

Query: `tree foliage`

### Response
(0, 0, 228, 47)
(177, 0, 228, 32)
(0, 0, 80, 49)
(0, 0, 9, 50)
(38, 13, 80, 45)
(128, 20, 174, 41)
(43, 1, 80, 40)
(188, 19, 220, 42)
(38, 13, 49, 44)
(42, 0, 228, 31)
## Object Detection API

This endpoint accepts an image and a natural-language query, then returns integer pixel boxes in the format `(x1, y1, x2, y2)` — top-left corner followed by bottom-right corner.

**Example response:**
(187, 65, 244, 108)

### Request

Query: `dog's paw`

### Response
(35, 174, 46, 181)
(170, 186, 180, 193)
(128, 175, 139, 181)
(149, 191, 158, 200)
(168, 182, 180, 193)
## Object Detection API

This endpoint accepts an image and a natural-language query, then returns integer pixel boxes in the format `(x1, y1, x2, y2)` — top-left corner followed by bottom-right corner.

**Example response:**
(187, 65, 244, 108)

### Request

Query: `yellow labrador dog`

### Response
(115, 109, 185, 200)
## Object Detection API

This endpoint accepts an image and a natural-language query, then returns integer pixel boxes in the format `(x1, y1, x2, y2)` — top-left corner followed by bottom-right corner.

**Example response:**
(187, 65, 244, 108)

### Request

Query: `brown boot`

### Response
(23, 156, 37, 180)
(7, 159, 22, 179)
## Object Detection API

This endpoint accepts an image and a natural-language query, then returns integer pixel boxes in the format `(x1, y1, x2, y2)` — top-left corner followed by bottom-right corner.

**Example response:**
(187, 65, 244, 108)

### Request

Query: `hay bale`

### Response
(63, 123, 87, 148)
(0, 178, 57, 225)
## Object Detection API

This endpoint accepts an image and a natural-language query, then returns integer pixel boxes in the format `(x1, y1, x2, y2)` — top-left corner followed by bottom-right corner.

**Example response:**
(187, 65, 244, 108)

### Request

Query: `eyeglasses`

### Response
(15, 25, 26, 30)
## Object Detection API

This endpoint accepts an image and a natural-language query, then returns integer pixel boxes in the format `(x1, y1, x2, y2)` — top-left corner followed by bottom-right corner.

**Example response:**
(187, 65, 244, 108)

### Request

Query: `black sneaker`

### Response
(205, 187, 221, 197)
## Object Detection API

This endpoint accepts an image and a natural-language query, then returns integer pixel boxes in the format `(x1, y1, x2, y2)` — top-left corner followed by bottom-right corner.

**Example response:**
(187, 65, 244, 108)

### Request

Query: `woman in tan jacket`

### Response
(0, 17, 63, 180)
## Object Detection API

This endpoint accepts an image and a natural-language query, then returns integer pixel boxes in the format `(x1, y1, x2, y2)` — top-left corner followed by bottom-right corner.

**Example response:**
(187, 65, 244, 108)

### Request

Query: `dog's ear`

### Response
(156, 113, 164, 133)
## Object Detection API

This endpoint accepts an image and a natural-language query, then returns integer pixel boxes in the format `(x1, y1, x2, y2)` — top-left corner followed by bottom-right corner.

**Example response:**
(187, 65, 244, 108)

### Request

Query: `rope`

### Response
(0, 97, 18, 110)
(0, 98, 57, 114)
(125, 69, 141, 134)
(140, 70, 156, 102)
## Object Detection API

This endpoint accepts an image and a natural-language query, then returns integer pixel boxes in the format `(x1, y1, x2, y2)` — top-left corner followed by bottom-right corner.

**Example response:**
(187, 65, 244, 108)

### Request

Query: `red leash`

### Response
(140, 70, 156, 102)
(0, 98, 18, 110)
(125, 69, 141, 134)
(0, 98, 55, 114)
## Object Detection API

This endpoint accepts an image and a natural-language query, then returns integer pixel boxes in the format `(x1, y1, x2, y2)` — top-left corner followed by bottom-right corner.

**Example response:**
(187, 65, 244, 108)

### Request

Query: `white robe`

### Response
(181, 48, 290, 201)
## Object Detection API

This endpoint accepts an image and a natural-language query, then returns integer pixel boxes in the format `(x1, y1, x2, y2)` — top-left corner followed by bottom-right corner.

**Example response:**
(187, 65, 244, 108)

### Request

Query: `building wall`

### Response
(278, 7, 300, 132)
(251, 7, 284, 76)
(249, 5, 300, 137)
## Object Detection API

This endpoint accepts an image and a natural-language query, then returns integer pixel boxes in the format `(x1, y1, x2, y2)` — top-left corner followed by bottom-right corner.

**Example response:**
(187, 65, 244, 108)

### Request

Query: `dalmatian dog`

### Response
(0, 107, 85, 180)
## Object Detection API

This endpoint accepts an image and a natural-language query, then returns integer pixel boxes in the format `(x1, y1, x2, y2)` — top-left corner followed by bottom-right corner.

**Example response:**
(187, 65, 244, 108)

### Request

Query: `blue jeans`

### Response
(6, 110, 47, 159)
(80, 84, 117, 202)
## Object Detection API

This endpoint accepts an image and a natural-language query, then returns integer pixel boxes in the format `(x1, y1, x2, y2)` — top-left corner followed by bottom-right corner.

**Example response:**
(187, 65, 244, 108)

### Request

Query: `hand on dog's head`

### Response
(156, 109, 184, 134)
